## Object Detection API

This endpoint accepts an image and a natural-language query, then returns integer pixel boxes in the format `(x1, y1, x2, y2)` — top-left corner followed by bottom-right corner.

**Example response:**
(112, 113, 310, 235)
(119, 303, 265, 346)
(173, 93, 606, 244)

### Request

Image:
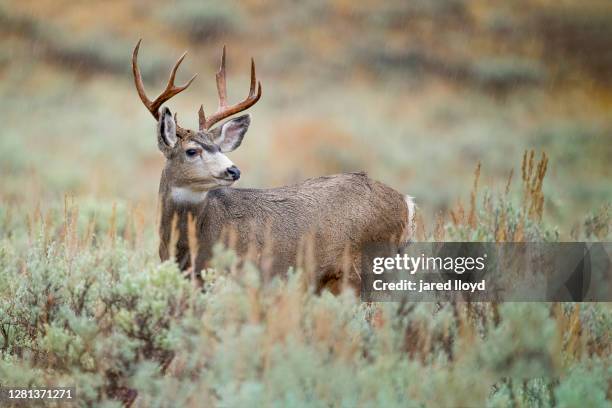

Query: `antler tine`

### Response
(200, 47, 262, 130)
(132, 40, 151, 112)
(132, 39, 197, 120)
(215, 45, 228, 108)
(249, 58, 257, 97)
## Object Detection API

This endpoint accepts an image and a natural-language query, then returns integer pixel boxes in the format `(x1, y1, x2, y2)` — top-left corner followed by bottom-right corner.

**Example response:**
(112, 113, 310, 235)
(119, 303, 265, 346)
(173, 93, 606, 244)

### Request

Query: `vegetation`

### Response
(158, 1, 244, 42)
(0, 0, 610, 406)
(0, 152, 610, 406)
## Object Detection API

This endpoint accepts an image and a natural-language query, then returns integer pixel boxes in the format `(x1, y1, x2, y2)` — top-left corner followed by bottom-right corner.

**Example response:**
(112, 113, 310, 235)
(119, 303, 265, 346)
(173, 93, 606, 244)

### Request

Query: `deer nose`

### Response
(226, 166, 241, 181)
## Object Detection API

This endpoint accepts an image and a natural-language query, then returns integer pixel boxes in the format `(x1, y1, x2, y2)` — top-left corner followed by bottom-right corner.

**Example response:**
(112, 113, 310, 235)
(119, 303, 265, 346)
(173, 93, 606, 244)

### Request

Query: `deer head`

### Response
(132, 40, 262, 194)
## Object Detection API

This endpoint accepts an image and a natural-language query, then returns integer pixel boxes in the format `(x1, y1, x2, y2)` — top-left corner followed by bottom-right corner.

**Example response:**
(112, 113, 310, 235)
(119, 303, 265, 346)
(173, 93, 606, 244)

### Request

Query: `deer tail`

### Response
(402, 195, 417, 244)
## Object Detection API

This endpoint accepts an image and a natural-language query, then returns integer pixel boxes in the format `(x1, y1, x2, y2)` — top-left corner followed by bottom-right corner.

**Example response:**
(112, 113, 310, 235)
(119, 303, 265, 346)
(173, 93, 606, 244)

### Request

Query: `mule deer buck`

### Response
(132, 40, 415, 293)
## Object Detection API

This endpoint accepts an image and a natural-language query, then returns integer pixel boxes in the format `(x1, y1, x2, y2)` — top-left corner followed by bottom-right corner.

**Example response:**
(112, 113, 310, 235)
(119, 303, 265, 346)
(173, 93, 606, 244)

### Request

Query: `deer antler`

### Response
(132, 39, 197, 120)
(198, 46, 262, 130)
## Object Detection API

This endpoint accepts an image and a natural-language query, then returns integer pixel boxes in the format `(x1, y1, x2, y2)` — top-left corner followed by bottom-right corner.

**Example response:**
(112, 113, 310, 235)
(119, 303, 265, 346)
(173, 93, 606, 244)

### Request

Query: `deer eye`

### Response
(185, 149, 199, 158)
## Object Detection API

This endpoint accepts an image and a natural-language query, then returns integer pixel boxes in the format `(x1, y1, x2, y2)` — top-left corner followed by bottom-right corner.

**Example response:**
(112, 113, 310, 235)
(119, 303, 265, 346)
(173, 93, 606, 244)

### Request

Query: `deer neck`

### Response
(158, 168, 211, 262)
(158, 169, 208, 218)
(168, 186, 208, 205)
(159, 168, 209, 233)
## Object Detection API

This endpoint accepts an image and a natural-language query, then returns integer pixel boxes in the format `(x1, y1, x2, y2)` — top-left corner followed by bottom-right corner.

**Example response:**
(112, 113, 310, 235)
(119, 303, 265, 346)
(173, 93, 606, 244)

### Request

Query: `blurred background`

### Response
(1, 0, 611, 235)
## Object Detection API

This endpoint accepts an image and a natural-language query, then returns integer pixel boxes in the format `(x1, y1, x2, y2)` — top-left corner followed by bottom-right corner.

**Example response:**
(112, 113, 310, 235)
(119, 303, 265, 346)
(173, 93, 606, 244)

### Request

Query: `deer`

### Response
(132, 40, 416, 294)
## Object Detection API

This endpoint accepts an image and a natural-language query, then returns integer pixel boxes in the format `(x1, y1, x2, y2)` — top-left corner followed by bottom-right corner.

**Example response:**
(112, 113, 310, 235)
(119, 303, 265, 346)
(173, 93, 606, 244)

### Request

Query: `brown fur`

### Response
(159, 170, 408, 293)
(132, 43, 411, 293)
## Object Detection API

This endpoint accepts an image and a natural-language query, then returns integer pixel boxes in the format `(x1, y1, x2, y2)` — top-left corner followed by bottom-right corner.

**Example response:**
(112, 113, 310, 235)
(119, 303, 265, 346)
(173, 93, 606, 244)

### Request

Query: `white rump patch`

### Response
(403, 195, 417, 242)
(171, 187, 208, 204)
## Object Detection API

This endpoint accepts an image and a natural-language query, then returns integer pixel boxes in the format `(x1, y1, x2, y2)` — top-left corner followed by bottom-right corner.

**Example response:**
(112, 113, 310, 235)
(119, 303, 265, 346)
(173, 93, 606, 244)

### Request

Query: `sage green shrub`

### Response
(0, 218, 610, 406)
(0, 156, 610, 406)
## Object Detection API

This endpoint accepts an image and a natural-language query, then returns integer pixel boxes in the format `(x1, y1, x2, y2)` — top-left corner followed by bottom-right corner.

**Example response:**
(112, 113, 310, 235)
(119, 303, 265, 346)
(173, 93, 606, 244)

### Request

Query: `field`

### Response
(0, 0, 611, 406)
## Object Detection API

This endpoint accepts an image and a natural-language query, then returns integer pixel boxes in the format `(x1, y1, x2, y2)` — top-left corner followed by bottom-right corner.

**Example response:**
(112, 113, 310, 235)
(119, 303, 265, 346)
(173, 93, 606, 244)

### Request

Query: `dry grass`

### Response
(0, 1, 611, 405)
(0, 155, 611, 405)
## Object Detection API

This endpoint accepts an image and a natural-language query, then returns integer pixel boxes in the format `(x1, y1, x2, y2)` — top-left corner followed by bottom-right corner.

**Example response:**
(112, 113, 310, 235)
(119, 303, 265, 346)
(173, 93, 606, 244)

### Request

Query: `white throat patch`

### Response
(171, 187, 208, 204)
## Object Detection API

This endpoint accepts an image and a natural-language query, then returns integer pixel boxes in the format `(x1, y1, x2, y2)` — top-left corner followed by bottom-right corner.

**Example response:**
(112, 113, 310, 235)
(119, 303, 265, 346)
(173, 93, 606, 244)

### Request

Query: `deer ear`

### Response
(210, 114, 250, 153)
(158, 106, 177, 156)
